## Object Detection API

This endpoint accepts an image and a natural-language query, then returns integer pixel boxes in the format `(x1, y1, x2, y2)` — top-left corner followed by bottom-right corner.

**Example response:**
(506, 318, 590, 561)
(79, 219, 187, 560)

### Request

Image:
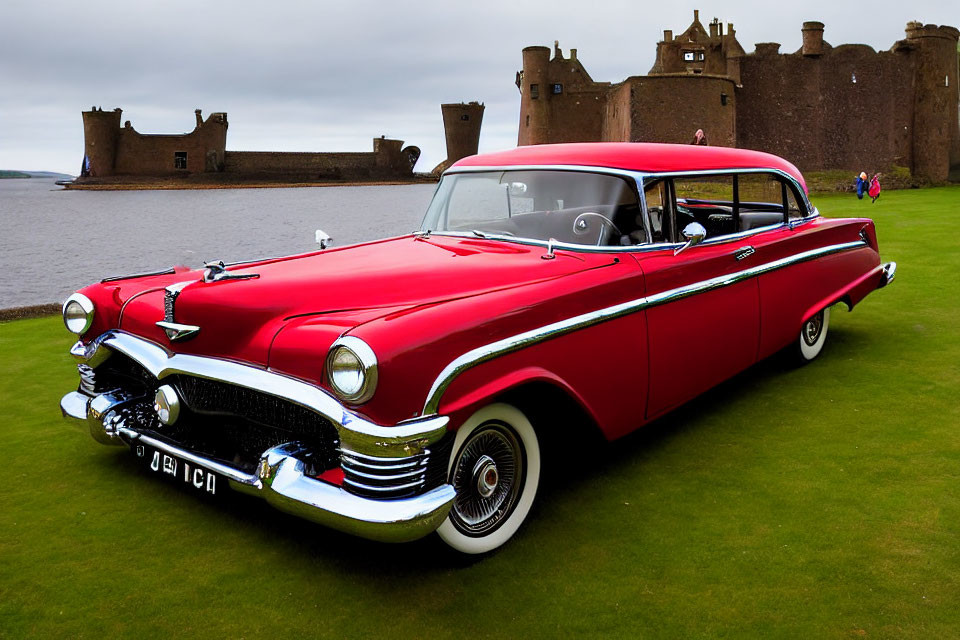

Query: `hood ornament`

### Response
(203, 260, 259, 283)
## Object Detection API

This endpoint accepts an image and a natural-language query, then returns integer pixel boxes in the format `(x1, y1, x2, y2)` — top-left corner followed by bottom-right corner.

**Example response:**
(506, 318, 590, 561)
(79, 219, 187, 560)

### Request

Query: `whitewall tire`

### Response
(437, 403, 540, 554)
(797, 306, 831, 362)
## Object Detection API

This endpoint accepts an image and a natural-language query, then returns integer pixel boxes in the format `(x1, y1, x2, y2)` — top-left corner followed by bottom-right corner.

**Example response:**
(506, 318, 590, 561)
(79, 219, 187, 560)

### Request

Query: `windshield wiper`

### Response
(471, 229, 487, 238)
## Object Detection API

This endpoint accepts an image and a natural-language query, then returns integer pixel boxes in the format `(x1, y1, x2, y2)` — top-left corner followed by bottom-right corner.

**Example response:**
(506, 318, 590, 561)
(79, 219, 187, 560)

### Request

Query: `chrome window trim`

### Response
(420, 239, 867, 416)
(430, 164, 817, 253)
(74, 331, 447, 457)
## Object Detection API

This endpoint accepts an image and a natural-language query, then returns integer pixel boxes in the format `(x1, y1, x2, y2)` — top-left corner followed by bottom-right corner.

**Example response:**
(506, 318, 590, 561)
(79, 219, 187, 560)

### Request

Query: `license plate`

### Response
(134, 443, 221, 496)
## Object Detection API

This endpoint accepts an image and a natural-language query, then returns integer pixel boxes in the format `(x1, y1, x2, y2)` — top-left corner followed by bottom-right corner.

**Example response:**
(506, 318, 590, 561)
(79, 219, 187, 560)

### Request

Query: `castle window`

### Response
(526, 115, 530, 127)
(530, 84, 539, 99)
(461, 114, 470, 121)
(683, 51, 695, 61)
(174, 151, 187, 169)
(721, 92, 728, 106)
(552, 83, 563, 94)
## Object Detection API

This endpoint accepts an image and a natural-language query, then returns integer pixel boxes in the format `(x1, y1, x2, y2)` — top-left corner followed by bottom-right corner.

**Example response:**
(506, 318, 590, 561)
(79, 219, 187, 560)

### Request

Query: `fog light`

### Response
(154, 385, 180, 425)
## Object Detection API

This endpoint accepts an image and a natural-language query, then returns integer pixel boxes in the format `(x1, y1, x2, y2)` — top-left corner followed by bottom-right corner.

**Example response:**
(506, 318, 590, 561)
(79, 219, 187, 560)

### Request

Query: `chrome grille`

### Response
(78, 364, 97, 395)
(340, 435, 452, 499)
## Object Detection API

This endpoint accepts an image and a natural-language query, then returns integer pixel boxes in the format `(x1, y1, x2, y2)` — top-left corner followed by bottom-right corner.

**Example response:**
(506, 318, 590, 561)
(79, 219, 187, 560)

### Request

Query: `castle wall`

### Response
(112, 112, 228, 176)
(627, 75, 736, 146)
(518, 15, 959, 180)
(738, 45, 916, 174)
(601, 83, 633, 142)
(224, 139, 418, 179)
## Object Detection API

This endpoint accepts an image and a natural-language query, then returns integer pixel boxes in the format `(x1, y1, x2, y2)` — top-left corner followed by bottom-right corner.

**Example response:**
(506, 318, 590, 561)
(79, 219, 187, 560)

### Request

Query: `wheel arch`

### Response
(439, 367, 603, 443)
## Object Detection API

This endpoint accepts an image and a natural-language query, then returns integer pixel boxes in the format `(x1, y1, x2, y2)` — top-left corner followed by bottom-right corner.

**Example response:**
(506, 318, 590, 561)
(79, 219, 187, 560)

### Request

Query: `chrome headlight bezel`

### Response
(325, 336, 378, 404)
(62, 293, 95, 335)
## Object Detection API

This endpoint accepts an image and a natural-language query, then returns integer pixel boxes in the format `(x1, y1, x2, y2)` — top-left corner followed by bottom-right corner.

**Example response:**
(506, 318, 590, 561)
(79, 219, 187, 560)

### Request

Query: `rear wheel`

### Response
(437, 403, 540, 554)
(796, 307, 831, 362)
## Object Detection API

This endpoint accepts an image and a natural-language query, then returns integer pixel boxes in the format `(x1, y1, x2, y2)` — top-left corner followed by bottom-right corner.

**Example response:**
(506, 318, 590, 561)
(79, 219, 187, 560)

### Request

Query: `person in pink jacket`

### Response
(868, 173, 882, 203)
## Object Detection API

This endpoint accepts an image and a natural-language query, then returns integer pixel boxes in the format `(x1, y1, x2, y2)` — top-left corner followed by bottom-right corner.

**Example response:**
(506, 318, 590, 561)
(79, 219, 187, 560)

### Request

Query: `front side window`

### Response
(422, 170, 645, 246)
(174, 151, 187, 170)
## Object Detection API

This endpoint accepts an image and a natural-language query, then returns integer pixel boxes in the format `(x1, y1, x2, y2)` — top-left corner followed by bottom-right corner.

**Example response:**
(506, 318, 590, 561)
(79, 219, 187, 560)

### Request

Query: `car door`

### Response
(639, 174, 761, 420)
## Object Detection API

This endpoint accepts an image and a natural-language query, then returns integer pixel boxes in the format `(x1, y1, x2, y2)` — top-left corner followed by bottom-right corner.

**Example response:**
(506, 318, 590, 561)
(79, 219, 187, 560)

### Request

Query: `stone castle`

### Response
(79, 102, 484, 183)
(517, 11, 960, 181)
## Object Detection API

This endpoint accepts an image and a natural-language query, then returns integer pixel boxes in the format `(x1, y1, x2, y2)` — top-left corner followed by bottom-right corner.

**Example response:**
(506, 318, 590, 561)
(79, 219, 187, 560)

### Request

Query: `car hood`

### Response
(116, 235, 606, 364)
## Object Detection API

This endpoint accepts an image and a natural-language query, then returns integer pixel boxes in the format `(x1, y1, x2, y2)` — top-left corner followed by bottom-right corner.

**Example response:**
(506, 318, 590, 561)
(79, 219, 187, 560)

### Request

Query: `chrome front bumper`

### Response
(61, 331, 457, 543)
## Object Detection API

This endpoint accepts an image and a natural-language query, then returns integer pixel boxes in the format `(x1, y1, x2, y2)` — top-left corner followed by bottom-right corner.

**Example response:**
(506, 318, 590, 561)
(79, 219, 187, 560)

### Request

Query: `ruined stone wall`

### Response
(112, 112, 228, 176)
(223, 139, 418, 179)
(628, 75, 736, 146)
(224, 151, 377, 178)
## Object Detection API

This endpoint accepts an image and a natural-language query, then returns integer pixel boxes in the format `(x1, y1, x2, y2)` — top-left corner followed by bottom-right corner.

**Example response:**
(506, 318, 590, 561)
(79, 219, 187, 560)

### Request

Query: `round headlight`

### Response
(326, 336, 378, 404)
(62, 293, 95, 335)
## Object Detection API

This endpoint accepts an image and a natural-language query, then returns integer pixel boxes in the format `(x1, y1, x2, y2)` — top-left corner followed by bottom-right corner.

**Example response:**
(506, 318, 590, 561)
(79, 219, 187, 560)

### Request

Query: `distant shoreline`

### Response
(64, 177, 438, 191)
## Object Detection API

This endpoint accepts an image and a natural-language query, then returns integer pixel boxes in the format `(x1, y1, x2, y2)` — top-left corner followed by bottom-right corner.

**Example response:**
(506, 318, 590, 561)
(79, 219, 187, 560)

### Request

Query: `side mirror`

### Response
(315, 229, 332, 249)
(674, 222, 707, 256)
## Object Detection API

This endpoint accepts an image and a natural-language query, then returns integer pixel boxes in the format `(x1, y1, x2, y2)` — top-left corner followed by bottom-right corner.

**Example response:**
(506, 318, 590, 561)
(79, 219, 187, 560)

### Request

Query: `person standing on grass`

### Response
(855, 172, 869, 200)
(869, 173, 882, 203)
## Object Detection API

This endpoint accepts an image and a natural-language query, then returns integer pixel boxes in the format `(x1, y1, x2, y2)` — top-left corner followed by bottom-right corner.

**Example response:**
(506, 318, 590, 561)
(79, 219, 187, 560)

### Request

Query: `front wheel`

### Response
(796, 306, 831, 363)
(437, 403, 540, 554)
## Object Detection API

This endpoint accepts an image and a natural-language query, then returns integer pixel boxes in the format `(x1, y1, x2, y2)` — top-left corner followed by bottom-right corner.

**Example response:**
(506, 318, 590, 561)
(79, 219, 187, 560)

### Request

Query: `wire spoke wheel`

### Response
(796, 306, 830, 362)
(449, 423, 524, 536)
(437, 403, 540, 554)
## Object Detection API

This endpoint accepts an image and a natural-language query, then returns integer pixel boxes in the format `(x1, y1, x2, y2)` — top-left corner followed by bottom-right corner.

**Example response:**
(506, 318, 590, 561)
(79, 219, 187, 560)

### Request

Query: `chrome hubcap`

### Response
(474, 455, 499, 498)
(449, 423, 524, 536)
(803, 311, 824, 346)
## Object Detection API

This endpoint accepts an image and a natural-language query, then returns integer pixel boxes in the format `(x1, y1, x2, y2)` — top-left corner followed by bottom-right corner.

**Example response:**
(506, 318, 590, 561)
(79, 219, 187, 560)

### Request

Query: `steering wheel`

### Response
(572, 212, 621, 246)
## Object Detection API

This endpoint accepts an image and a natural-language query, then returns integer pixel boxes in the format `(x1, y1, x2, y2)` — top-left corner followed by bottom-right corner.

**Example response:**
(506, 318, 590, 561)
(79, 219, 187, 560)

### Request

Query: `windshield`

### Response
(420, 170, 647, 246)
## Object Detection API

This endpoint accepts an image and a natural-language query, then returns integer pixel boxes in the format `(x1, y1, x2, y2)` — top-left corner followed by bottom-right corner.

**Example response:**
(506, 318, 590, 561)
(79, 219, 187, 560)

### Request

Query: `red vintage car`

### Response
(60, 143, 896, 553)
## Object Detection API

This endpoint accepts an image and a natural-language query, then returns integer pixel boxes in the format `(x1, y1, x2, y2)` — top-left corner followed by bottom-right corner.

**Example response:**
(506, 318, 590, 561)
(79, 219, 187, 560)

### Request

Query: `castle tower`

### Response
(906, 22, 960, 181)
(81, 107, 122, 177)
(518, 46, 552, 145)
(440, 102, 484, 169)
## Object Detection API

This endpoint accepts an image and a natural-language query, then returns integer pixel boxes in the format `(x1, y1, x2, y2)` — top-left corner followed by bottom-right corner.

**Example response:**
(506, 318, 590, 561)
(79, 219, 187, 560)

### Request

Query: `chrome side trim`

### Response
(73, 332, 448, 457)
(421, 239, 867, 415)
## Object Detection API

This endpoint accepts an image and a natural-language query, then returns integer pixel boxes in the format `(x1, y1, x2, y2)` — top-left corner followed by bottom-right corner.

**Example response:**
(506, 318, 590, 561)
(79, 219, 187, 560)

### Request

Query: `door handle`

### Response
(734, 246, 755, 261)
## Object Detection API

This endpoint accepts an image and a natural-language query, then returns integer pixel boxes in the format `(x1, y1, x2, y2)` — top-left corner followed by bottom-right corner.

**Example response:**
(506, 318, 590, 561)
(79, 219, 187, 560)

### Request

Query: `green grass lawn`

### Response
(1, 186, 958, 638)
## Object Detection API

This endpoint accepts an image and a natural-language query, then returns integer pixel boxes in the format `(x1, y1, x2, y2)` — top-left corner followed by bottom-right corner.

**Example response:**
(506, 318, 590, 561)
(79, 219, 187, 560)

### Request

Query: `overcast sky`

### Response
(1, 0, 956, 175)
